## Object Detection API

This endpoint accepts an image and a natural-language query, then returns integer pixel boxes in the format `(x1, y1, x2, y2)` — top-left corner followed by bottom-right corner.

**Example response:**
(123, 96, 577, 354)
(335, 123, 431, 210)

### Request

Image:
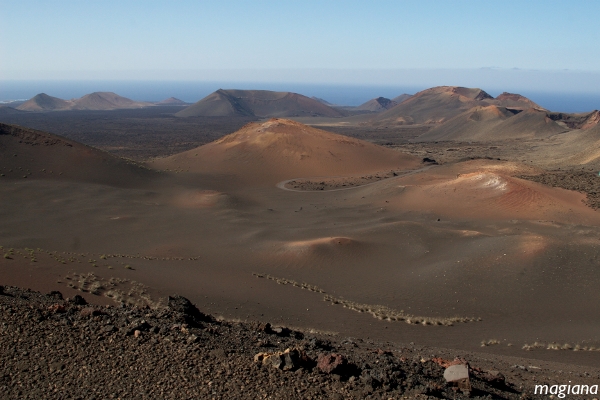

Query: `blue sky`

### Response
(1, 1, 599, 91)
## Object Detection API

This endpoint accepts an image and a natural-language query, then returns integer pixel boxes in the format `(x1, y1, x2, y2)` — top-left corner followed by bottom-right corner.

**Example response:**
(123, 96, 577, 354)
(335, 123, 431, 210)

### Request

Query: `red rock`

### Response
(317, 353, 348, 374)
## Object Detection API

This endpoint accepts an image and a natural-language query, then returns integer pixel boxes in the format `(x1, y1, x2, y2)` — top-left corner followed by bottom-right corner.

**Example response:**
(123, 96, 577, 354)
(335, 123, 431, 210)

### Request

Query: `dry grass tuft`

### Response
(521, 341, 600, 352)
(481, 339, 501, 347)
(253, 273, 326, 293)
(254, 272, 480, 327)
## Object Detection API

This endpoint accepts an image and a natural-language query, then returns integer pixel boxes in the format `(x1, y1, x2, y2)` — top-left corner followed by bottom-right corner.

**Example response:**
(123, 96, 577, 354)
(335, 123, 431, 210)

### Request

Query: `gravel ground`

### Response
(519, 170, 600, 210)
(1, 285, 598, 399)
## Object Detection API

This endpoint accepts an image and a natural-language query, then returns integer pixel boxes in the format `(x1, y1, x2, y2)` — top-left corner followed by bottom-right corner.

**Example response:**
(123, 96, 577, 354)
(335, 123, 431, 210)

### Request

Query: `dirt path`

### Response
(276, 164, 438, 192)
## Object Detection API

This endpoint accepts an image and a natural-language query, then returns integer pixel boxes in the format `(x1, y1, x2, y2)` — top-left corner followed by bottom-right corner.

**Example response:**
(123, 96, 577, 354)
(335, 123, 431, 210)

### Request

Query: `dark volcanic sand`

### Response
(2, 118, 600, 398)
(3, 285, 599, 399)
(0, 107, 256, 160)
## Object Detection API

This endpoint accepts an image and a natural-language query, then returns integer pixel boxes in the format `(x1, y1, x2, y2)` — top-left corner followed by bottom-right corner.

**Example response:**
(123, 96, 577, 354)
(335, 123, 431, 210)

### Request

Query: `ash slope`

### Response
(416, 106, 567, 142)
(0, 123, 155, 186)
(176, 89, 344, 118)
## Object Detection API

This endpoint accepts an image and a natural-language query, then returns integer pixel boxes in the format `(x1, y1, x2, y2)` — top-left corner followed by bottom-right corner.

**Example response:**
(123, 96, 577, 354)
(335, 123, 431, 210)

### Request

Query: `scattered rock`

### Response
(80, 307, 104, 317)
(187, 334, 199, 344)
(444, 364, 471, 394)
(47, 304, 66, 313)
(432, 357, 467, 368)
(69, 295, 87, 305)
(255, 348, 304, 371)
(168, 295, 211, 324)
(46, 290, 63, 300)
(317, 353, 351, 375)
(0, 285, 590, 399)
(444, 363, 469, 382)
(481, 370, 505, 386)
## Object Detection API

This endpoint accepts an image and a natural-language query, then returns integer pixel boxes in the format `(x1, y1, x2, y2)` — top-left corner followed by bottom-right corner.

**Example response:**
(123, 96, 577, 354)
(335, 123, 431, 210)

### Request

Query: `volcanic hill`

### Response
(374, 86, 544, 126)
(356, 97, 398, 112)
(415, 106, 567, 142)
(0, 123, 155, 186)
(310, 96, 334, 105)
(156, 97, 189, 106)
(391, 94, 412, 104)
(16, 92, 152, 112)
(70, 92, 151, 110)
(16, 93, 73, 111)
(175, 89, 344, 118)
(149, 118, 421, 184)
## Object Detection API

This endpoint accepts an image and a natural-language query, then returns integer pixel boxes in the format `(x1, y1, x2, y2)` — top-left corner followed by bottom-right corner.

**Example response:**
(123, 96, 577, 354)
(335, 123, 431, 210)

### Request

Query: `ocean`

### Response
(1, 80, 598, 113)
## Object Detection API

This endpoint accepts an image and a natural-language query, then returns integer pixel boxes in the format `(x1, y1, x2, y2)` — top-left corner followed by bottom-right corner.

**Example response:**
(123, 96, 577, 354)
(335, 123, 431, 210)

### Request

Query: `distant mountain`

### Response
(310, 96, 334, 106)
(374, 86, 543, 126)
(495, 92, 542, 109)
(70, 92, 151, 110)
(550, 120, 600, 165)
(17, 93, 73, 111)
(0, 105, 25, 115)
(391, 94, 412, 104)
(16, 92, 152, 112)
(156, 97, 189, 106)
(356, 97, 398, 112)
(547, 109, 600, 130)
(176, 89, 344, 118)
(415, 106, 567, 142)
(580, 110, 600, 129)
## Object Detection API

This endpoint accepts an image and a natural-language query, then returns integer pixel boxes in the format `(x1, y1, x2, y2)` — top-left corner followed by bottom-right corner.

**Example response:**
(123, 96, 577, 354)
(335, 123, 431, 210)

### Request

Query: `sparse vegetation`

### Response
(521, 341, 599, 352)
(481, 339, 501, 347)
(255, 272, 480, 326)
(253, 273, 325, 293)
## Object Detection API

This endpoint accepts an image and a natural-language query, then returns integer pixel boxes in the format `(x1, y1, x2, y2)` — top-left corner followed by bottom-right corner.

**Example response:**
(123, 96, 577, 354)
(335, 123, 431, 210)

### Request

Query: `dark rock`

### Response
(69, 295, 87, 305)
(307, 337, 333, 351)
(360, 373, 380, 389)
(481, 370, 505, 386)
(255, 322, 272, 333)
(126, 321, 151, 336)
(46, 291, 63, 300)
(80, 307, 104, 317)
(271, 326, 291, 336)
(255, 348, 304, 371)
(281, 349, 300, 371)
(49, 362, 65, 372)
(167, 295, 211, 324)
(210, 349, 227, 359)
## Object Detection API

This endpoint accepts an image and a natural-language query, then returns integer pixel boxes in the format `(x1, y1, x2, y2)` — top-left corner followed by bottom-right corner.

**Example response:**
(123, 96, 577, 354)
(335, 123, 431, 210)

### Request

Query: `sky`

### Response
(1, 0, 600, 93)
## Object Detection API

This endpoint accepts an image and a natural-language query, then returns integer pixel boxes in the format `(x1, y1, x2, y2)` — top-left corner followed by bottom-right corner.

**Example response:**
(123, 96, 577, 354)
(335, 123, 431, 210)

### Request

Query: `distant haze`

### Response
(2, 74, 600, 113)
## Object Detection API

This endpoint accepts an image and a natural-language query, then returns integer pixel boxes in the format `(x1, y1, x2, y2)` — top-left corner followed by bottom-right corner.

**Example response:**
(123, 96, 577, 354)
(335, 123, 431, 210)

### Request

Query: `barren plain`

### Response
(1, 86, 600, 398)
